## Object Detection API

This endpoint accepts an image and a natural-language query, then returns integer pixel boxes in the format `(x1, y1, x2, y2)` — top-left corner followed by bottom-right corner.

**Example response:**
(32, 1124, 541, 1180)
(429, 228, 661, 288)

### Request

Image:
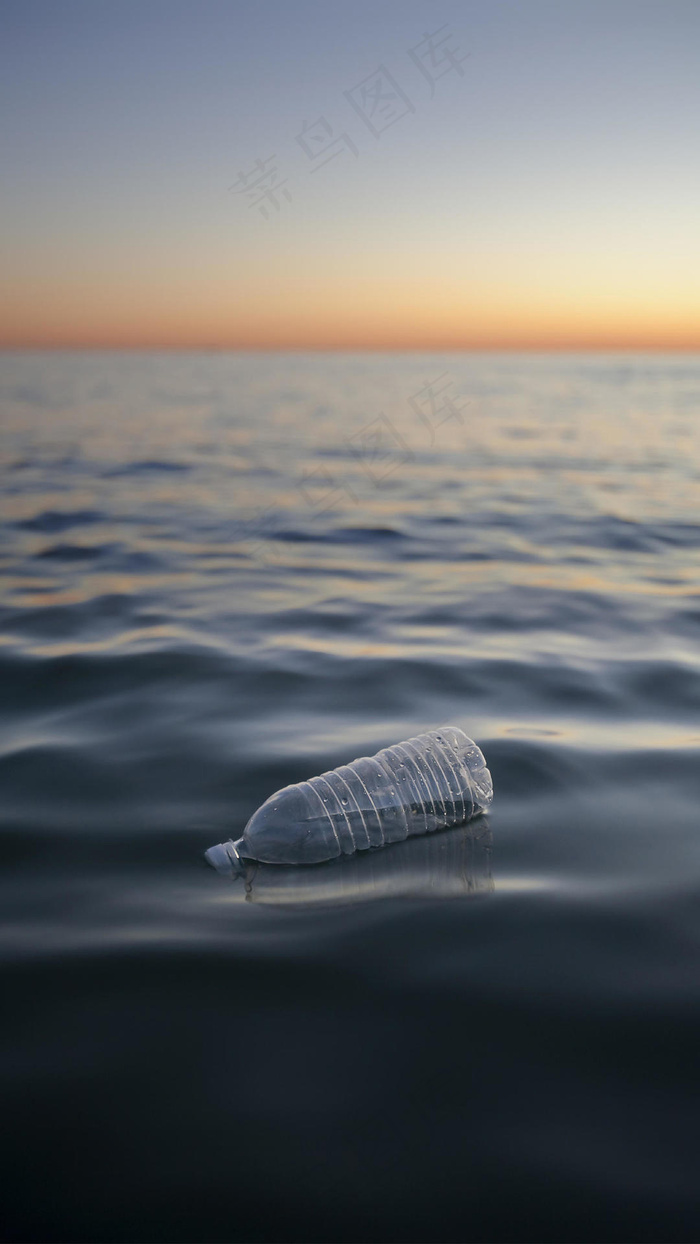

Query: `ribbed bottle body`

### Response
(207, 727, 492, 870)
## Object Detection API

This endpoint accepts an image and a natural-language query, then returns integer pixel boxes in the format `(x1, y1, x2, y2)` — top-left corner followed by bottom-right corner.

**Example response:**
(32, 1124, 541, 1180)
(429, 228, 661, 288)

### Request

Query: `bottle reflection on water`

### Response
(211, 820, 493, 907)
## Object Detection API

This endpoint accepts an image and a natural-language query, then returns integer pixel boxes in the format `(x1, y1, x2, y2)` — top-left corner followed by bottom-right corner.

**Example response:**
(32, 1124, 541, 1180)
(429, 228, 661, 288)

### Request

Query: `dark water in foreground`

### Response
(1, 351, 700, 1243)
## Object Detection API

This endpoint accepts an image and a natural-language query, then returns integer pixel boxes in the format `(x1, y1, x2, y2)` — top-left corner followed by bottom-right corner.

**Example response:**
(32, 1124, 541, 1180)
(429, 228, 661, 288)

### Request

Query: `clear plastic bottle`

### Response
(205, 726, 492, 874)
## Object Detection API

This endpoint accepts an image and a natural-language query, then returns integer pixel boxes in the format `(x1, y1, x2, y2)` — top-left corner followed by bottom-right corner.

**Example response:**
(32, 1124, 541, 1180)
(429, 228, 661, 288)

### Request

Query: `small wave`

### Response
(101, 459, 191, 477)
(36, 542, 120, 563)
(16, 509, 103, 534)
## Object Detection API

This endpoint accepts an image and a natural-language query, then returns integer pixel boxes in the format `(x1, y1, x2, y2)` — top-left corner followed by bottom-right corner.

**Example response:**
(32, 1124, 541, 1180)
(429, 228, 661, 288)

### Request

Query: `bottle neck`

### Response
(204, 838, 245, 876)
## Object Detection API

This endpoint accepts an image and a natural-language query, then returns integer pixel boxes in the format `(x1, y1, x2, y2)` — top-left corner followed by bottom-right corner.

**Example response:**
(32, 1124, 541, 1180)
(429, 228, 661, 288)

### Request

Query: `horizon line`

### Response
(2, 342, 700, 354)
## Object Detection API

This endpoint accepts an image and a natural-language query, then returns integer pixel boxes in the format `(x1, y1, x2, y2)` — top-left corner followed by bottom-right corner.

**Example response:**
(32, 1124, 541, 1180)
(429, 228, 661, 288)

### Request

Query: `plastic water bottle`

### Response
(205, 726, 492, 874)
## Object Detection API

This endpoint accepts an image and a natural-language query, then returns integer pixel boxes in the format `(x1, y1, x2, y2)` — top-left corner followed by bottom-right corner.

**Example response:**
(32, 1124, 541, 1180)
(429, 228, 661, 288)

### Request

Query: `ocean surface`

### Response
(1, 350, 699, 1243)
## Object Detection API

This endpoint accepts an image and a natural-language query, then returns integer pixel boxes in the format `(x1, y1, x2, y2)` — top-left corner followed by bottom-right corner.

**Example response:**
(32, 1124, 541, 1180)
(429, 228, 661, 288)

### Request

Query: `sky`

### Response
(1, 0, 699, 350)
